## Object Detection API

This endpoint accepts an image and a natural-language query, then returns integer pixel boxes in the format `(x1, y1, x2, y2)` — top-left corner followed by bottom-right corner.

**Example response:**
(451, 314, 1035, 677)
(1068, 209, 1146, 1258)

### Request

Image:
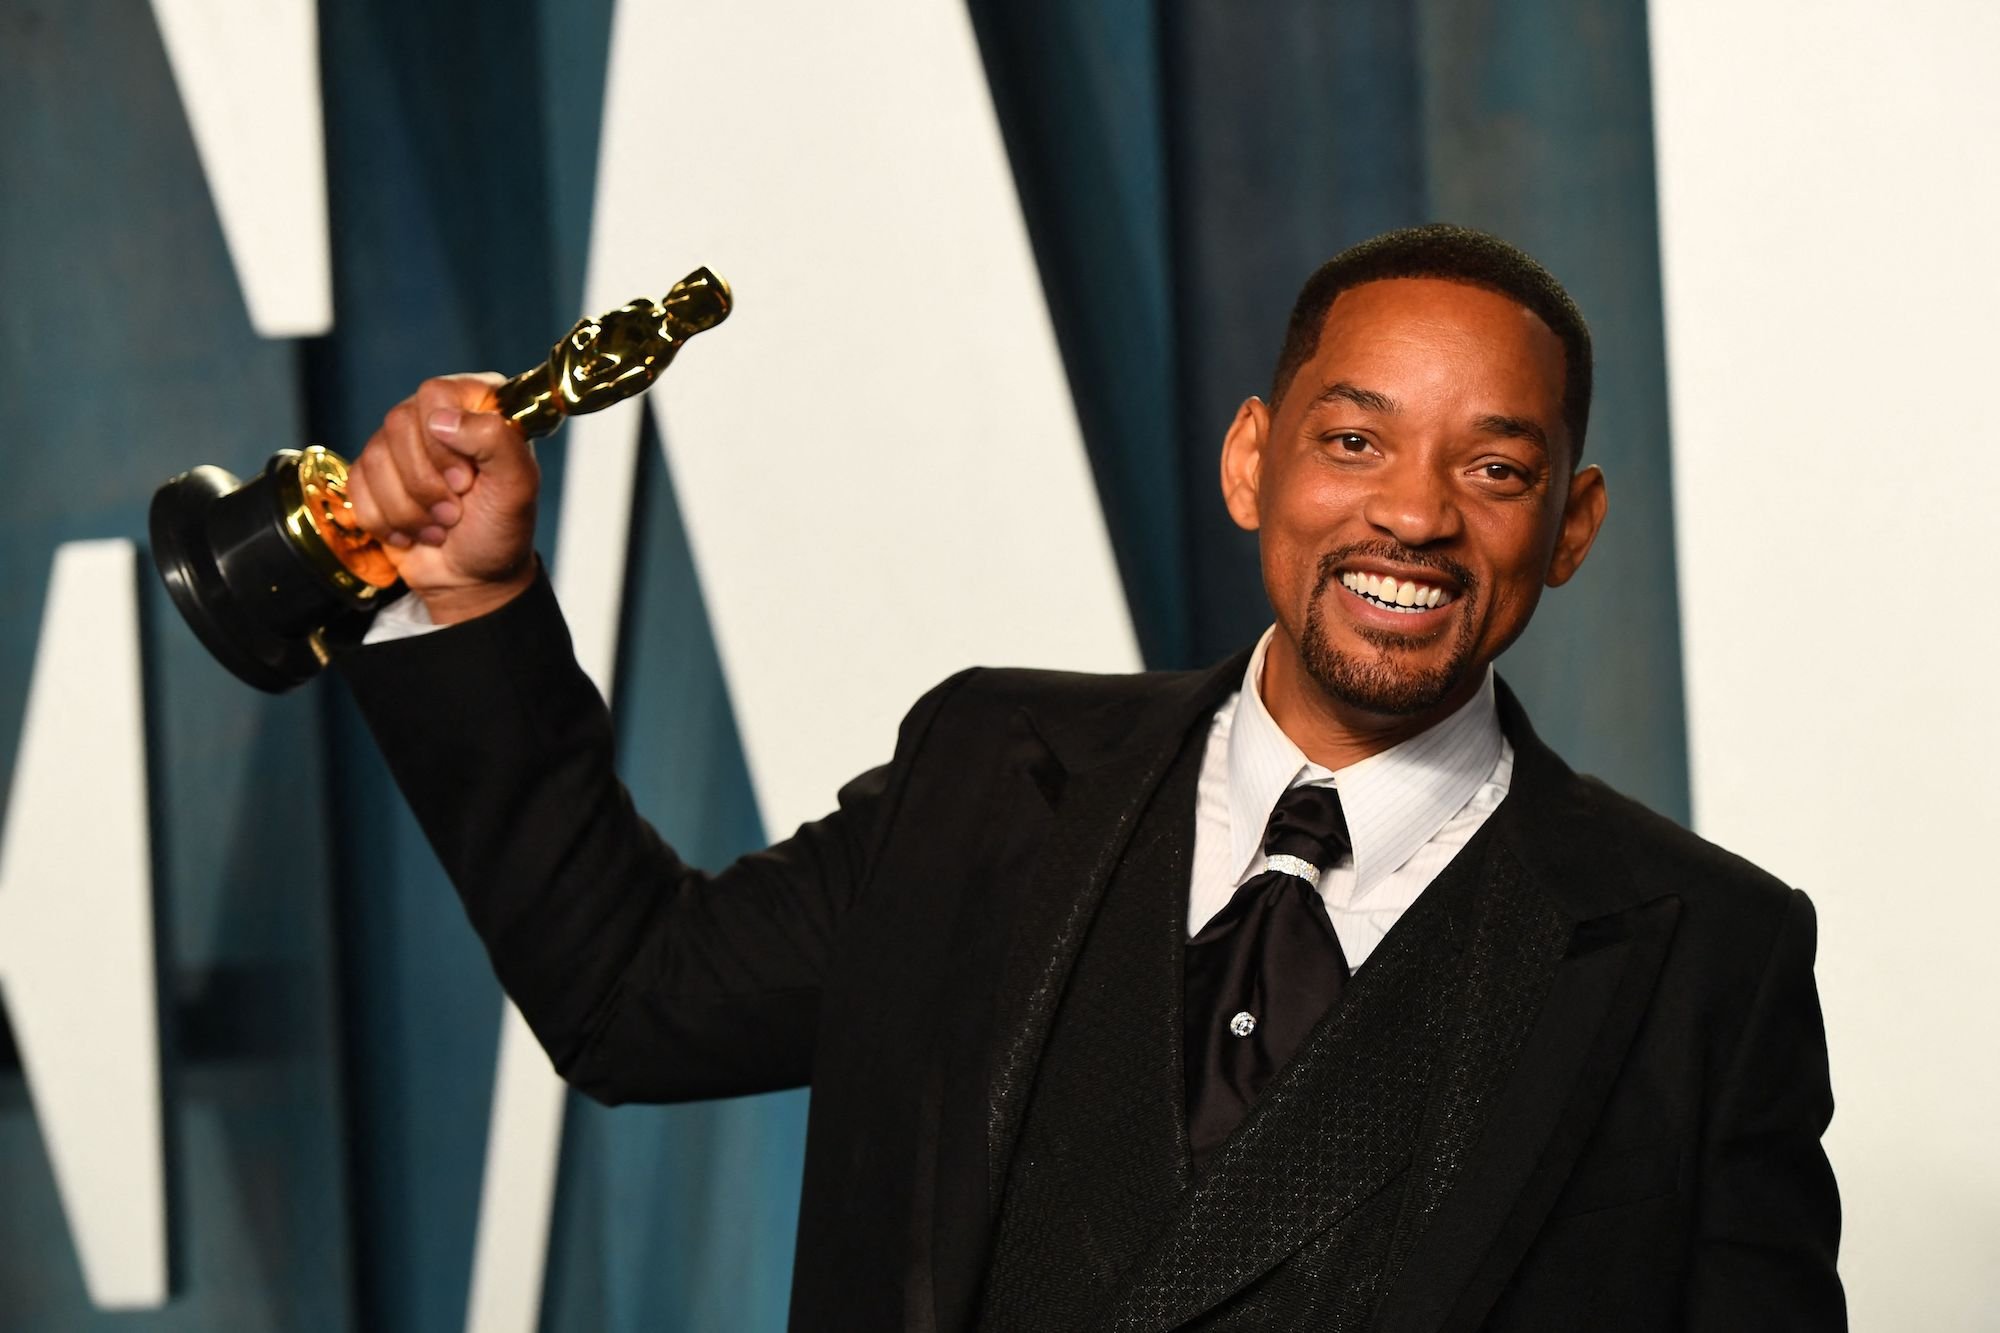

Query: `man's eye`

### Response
(1327, 433, 1370, 452)
(1475, 461, 1534, 491)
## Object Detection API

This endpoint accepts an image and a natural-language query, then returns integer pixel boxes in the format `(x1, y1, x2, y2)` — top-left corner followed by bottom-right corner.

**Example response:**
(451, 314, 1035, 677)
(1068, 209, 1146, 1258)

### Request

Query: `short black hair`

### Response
(1269, 223, 1594, 462)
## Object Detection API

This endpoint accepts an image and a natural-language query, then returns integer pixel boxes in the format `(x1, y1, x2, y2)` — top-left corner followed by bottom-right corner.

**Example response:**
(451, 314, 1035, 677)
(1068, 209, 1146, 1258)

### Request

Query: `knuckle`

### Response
(421, 374, 481, 409)
(359, 457, 414, 526)
(391, 423, 435, 472)
(347, 472, 383, 530)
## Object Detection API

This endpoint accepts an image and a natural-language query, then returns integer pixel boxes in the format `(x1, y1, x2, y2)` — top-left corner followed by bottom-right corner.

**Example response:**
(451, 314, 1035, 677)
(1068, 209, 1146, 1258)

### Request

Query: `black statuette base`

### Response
(149, 459, 357, 693)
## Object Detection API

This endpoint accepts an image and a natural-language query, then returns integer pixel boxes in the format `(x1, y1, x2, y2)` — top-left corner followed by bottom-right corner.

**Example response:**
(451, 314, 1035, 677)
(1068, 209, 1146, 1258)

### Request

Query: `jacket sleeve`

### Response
(1685, 887, 1846, 1329)
(332, 567, 964, 1105)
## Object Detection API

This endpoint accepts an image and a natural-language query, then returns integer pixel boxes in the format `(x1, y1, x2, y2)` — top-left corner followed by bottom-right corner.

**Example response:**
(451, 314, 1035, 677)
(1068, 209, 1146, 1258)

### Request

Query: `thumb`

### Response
(425, 405, 534, 488)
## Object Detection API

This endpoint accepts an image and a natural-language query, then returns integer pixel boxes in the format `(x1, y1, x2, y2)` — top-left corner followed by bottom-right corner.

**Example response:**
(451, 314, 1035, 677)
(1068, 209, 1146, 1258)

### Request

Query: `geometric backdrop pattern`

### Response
(18, 0, 1983, 1329)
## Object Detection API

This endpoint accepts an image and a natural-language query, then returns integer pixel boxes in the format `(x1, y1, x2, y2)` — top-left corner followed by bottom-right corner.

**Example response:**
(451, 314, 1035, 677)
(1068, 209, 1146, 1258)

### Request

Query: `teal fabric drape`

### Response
(0, 2, 1684, 1328)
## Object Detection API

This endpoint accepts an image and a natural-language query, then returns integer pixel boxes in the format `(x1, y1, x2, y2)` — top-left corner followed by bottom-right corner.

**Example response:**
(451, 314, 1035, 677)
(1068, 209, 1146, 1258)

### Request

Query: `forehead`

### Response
(1303, 277, 1567, 414)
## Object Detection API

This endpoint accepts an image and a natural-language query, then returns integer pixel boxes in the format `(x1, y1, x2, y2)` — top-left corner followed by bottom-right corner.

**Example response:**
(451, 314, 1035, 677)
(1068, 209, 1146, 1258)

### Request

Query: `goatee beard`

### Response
(1297, 545, 1480, 717)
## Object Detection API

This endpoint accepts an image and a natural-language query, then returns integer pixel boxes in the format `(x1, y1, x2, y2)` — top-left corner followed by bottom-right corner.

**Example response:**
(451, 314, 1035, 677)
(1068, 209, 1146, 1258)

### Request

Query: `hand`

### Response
(345, 373, 540, 624)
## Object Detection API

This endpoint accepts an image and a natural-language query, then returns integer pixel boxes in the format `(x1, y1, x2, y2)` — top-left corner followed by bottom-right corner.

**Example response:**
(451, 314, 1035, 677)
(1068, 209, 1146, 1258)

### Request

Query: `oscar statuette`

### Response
(149, 266, 731, 692)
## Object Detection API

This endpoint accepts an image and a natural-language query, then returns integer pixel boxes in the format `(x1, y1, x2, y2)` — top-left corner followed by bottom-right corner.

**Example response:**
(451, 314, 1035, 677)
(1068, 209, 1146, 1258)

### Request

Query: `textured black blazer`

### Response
(338, 571, 1843, 1331)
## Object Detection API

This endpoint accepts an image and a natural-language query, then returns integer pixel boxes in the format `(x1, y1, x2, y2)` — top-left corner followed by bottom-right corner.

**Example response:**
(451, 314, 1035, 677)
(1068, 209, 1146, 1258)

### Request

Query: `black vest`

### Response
(976, 719, 1566, 1331)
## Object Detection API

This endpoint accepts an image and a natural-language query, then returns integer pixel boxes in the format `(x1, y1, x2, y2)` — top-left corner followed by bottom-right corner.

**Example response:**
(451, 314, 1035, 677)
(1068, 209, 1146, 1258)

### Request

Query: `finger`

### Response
(381, 402, 462, 532)
(345, 447, 413, 549)
(353, 422, 434, 538)
(425, 405, 536, 497)
(414, 371, 505, 415)
(414, 374, 505, 493)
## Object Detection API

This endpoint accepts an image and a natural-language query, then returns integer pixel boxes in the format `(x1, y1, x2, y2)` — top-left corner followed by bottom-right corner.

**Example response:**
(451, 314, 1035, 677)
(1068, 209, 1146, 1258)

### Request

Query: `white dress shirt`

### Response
(1188, 629, 1513, 969)
(362, 591, 437, 644)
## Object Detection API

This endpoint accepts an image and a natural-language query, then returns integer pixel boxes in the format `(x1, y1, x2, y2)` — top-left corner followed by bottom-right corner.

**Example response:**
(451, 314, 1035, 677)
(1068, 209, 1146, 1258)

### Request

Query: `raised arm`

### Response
(330, 379, 940, 1102)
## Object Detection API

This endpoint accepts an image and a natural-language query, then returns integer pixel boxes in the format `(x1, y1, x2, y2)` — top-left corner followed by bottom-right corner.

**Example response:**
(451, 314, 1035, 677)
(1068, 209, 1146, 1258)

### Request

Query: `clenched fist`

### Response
(345, 374, 541, 624)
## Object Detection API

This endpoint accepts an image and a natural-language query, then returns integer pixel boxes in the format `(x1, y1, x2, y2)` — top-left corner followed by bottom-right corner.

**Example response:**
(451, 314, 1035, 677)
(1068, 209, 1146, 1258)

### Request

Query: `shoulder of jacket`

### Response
(1567, 774, 1800, 931)
(889, 661, 1229, 776)
(936, 663, 1211, 714)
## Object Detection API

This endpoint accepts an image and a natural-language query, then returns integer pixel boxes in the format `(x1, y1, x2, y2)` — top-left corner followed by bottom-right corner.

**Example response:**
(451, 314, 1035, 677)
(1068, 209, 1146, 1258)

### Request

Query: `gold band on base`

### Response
(281, 447, 399, 598)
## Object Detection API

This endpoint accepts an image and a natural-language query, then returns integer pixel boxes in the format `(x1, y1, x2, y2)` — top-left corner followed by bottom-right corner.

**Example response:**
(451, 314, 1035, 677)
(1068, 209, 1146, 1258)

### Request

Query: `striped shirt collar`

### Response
(1226, 627, 1505, 899)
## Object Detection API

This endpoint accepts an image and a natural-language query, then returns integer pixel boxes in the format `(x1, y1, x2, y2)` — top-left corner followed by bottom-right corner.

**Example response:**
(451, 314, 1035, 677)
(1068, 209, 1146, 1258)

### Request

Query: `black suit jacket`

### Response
(337, 571, 1843, 1331)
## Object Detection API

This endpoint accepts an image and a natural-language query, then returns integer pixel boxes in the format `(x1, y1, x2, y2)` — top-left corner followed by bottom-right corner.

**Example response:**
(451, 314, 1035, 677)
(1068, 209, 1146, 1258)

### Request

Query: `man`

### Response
(337, 225, 1842, 1330)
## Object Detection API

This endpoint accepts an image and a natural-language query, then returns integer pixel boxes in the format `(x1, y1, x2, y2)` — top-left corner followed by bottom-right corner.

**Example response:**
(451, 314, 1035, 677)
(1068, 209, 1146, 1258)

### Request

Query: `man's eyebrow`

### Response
(1312, 381, 1399, 414)
(1473, 413, 1551, 454)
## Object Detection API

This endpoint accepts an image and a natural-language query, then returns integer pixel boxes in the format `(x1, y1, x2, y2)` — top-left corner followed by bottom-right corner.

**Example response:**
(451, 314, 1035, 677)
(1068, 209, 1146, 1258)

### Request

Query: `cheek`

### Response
(1466, 512, 1560, 618)
(1257, 525, 1338, 630)
(1259, 533, 1316, 607)
(1260, 467, 1361, 545)
(1257, 482, 1332, 553)
(1480, 578, 1542, 636)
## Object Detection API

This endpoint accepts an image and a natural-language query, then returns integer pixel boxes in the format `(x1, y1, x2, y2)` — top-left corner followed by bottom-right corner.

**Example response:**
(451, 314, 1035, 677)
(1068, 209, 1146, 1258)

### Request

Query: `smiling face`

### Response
(1221, 276, 1607, 752)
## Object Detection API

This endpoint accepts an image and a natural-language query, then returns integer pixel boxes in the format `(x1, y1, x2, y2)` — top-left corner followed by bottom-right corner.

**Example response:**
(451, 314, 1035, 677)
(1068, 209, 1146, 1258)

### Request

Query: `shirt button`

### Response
(1229, 1011, 1256, 1038)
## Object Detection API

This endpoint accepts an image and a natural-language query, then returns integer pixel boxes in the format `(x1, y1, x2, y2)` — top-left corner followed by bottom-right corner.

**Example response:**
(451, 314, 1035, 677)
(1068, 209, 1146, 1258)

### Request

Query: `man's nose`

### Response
(1360, 460, 1463, 547)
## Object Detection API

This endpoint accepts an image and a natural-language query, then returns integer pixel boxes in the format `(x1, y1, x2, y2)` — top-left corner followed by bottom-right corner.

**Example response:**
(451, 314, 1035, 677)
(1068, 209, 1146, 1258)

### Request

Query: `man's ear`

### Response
(1546, 463, 1608, 587)
(1219, 397, 1269, 533)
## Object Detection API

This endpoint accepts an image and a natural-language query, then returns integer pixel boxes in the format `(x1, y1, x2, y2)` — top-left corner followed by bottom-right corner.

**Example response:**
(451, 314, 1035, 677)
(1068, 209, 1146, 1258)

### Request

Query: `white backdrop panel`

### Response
(1651, 2, 2000, 1324)
(0, 542, 162, 1308)
(148, 0, 331, 338)
(465, 4, 1142, 1326)
(577, 0, 1141, 835)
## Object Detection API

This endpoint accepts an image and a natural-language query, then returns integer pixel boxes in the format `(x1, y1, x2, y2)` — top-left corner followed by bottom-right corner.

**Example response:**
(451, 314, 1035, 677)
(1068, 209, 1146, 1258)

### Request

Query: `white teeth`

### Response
(1341, 571, 1452, 612)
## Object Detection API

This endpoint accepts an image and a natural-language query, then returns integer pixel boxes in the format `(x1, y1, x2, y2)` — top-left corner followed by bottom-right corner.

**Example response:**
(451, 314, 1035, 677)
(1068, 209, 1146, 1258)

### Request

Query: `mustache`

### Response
(1312, 542, 1477, 598)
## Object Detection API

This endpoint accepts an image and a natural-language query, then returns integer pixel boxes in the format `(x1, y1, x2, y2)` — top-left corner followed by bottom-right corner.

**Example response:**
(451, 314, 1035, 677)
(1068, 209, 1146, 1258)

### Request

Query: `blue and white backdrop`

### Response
(1, 1, 1994, 1329)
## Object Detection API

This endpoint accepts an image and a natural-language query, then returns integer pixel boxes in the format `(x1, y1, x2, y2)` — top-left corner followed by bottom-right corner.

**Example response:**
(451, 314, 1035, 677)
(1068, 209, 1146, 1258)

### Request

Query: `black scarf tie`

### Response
(1184, 784, 1352, 1168)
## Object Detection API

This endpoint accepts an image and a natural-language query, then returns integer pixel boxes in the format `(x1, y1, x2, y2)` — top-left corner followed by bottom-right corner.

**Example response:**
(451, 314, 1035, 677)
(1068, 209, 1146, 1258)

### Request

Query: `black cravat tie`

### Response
(1184, 784, 1352, 1168)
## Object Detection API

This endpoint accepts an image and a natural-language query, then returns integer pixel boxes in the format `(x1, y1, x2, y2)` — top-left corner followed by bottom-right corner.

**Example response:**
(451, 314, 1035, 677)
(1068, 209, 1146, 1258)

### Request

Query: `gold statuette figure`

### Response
(150, 266, 732, 692)
(496, 267, 731, 433)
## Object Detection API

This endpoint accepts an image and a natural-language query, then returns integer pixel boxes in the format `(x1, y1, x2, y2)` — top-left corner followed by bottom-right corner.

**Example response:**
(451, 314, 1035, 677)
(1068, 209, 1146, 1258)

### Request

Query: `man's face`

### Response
(1221, 276, 1606, 721)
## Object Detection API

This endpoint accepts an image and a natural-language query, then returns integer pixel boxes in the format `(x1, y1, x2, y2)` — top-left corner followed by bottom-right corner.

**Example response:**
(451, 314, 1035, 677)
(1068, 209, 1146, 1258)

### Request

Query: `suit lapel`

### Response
(972, 724, 1208, 1329)
(979, 655, 1250, 1211)
(1370, 683, 1683, 1332)
(1369, 898, 1677, 1332)
(931, 665, 1246, 1332)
